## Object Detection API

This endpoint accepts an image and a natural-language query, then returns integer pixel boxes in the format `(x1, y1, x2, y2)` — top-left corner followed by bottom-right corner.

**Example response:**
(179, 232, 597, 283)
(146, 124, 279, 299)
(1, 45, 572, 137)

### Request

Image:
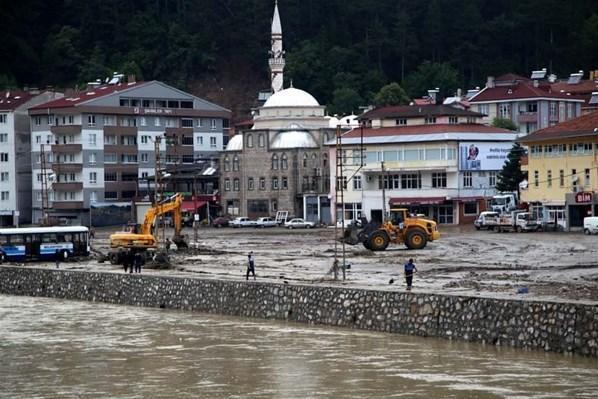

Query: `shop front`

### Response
(566, 191, 597, 229)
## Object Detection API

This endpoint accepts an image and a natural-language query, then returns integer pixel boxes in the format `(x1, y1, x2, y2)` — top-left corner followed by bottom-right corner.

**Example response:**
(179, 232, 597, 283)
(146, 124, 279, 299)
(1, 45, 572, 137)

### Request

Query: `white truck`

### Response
(495, 211, 541, 233)
(490, 192, 518, 214)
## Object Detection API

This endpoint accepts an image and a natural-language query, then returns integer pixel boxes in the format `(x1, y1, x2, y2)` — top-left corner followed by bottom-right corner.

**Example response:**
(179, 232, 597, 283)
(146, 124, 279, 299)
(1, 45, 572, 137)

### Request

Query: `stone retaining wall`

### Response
(1, 266, 596, 357)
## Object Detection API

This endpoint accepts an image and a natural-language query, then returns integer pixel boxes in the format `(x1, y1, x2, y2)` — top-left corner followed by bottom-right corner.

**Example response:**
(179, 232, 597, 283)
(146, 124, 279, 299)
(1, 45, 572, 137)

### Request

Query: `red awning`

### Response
(182, 201, 207, 211)
(456, 196, 484, 202)
(390, 197, 447, 205)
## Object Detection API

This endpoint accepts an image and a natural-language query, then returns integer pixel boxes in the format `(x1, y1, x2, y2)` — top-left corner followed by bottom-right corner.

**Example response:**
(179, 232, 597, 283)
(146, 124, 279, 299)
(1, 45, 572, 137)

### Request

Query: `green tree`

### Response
(496, 143, 526, 192)
(328, 87, 363, 116)
(403, 61, 458, 99)
(491, 117, 518, 131)
(41, 26, 82, 84)
(78, 45, 111, 84)
(0, 74, 18, 90)
(373, 82, 410, 107)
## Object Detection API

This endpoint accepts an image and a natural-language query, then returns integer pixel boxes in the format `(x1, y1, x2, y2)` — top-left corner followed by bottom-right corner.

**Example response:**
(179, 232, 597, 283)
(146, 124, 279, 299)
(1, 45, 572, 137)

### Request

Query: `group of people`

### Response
(122, 251, 144, 274)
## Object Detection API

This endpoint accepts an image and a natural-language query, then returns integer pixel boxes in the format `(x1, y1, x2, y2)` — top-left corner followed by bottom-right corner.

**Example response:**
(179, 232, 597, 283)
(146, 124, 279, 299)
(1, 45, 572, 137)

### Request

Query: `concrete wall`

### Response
(0, 266, 596, 357)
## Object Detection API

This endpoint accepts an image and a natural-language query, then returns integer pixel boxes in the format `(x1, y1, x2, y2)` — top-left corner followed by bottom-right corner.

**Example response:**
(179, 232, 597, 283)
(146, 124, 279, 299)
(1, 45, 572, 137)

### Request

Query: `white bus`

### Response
(0, 226, 89, 262)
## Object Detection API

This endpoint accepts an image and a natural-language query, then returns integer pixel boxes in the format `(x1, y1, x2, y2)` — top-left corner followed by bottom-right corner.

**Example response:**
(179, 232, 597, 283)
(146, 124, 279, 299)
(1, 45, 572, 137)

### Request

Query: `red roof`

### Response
(470, 80, 586, 102)
(0, 90, 36, 111)
(550, 80, 598, 95)
(342, 123, 512, 138)
(30, 81, 147, 110)
(360, 104, 482, 120)
(182, 201, 207, 211)
(519, 112, 598, 143)
(495, 73, 530, 83)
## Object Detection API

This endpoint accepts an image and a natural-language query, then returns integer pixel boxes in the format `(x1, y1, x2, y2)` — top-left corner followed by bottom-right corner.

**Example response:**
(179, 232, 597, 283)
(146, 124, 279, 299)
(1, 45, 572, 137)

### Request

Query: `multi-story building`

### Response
(0, 89, 63, 226)
(519, 111, 598, 229)
(469, 73, 585, 135)
(28, 79, 230, 225)
(360, 104, 485, 128)
(329, 123, 517, 225)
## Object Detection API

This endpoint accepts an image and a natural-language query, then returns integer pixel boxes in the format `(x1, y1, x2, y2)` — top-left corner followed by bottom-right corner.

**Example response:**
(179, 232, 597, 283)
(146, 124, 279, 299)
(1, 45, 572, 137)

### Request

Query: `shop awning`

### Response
(182, 201, 207, 212)
(390, 196, 447, 205)
(455, 196, 484, 202)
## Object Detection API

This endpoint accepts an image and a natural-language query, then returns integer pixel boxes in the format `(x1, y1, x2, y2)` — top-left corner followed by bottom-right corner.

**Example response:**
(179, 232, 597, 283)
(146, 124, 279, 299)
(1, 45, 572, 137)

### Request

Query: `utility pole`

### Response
(334, 124, 346, 281)
(40, 142, 50, 226)
(154, 136, 165, 247)
(381, 161, 386, 223)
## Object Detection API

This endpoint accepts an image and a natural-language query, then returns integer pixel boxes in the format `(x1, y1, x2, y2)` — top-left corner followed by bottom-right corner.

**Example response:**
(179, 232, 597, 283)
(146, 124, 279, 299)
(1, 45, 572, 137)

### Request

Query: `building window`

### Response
(181, 135, 193, 146)
(248, 177, 254, 191)
(87, 115, 96, 127)
(141, 135, 149, 144)
(233, 178, 240, 191)
(549, 102, 558, 116)
(282, 176, 288, 190)
(281, 153, 288, 170)
(498, 103, 511, 119)
(303, 153, 308, 167)
(424, 117, 436, 124)
(488, 171, 497, 187)
(196, 118, 202, 127)
(246, 134, 253, 148)
(258, 134, 265, 147)
(211, 119, 217, 130)
(259, 177, 266, 190)
(401, 173, 421, 189)
(1, 191, 10, 201)
(88, 133, 97, 146)
(0, 133, 7, 143)
(432, 172, 447, 188)
(34, 116, 42, 126)
(89, 153, 97, 165)
(105, 191, 117, 200)
(572, 169, 578, 190)
(353, 175, 362, 190)
(449, 116, 458, 124)
(547, 170, 552, 188)
(0, 172, 8, 181)
(585, 168, 591, 187)
(271, 200, 278, 212)
(210, 136, 217, 148)
(463, 171, 472, 188)
(272, 154, 279, 170)
(232, 155, 239, 171)
(224, 179, 231, 191)
(559, 170, 564, 187)
(181, 119, 193, 128)
(534, 170, 539, 187)
(0, 114, 6, 124)
(396, 118, 407, 126)
(223, 156, 230, 172)
(478, 104, 489, 115)
(336, 176, 348, 190)
(0, 153, 8, 162)
(104, 172, 117, 182)
(141, 153, 149, 163)
(197, 136, 204, 146)
(272, 177, 279, 190)
(89, 172, 97, 184)
(463, 202, 478, 216)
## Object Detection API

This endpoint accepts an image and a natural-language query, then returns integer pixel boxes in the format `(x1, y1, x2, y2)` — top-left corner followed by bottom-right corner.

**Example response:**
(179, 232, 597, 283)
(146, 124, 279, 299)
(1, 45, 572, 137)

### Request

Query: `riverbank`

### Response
(1, 266, 596, 358)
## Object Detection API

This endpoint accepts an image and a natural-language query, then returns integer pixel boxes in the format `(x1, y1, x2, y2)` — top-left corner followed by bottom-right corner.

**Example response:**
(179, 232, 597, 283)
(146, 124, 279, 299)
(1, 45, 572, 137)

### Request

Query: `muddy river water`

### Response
(1, 295, 597, 399)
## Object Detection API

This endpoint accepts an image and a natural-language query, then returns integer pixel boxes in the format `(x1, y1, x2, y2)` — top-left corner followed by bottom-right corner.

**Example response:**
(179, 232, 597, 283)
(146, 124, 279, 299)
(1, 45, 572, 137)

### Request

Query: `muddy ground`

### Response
(16, 225, 598, 304)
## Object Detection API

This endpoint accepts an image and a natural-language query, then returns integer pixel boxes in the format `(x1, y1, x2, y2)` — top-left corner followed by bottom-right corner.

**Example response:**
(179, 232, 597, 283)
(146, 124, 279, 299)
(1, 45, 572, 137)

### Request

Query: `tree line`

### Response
(1, 0, 597, 118)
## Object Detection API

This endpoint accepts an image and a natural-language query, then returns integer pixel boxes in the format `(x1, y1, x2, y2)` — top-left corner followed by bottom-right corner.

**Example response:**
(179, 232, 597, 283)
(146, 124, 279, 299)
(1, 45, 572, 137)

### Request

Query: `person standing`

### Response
(134, 252, 143, 274)
(246, 251, 256, 280)
(404, 258, 417, 291)
(55, 249, 61, 269)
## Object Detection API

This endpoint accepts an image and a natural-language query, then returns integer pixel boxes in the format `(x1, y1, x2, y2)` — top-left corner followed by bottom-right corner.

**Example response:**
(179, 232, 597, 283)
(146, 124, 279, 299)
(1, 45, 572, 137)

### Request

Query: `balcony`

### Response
(104, 144, 138, 154)
(52, 163, 83, 173)
(52, 182, 83, 191)
(53, 201, 84, 210)
(50, 125, 82, 134)
(52, 144, 82, 154)
(518, 112, 538, 123)
(104, 126, 137, 135)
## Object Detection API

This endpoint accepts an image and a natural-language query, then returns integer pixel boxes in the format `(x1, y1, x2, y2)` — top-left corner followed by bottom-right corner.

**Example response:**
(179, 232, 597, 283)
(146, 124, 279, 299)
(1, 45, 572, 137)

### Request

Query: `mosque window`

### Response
(223, 156, 231, 172)
(272, 154, 279, 170)
(302, 153, 308, 167)
(311, 153, 318, 167)
(233, 155, 240, 171)
(258, 134, 265, 147)
(246, 134, 253, 148)
(322, 153, 328, 168)
(281, 153, 288, 170)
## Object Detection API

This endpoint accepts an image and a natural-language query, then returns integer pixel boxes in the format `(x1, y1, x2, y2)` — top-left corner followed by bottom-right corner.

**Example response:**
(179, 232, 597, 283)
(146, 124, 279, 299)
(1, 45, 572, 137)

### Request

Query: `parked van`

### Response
(474, 211, 499, 230)
(584, 217, 598, 235)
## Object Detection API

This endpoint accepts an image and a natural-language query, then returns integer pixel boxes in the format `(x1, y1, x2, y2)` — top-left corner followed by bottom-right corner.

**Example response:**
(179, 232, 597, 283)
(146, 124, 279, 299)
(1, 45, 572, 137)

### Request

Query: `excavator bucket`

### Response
(342, 223, 361, 245)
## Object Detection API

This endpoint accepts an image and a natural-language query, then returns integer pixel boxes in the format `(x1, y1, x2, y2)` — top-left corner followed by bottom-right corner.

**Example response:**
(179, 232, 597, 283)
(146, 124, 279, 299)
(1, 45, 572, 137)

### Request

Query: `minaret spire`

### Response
(269, 0, 285, 93)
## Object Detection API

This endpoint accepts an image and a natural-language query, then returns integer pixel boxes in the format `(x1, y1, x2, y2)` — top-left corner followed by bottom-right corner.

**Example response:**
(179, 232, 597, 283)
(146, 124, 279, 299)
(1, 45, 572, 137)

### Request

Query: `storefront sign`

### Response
(575, 192, 593, 203)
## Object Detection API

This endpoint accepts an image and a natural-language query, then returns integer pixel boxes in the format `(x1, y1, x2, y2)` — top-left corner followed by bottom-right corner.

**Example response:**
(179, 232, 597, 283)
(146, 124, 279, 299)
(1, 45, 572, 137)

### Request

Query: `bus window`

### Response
(42, 234, 57, 243)
(63, 234, 71, 243)
(10, 234, 25, 245)
(0, 235, 7, 245)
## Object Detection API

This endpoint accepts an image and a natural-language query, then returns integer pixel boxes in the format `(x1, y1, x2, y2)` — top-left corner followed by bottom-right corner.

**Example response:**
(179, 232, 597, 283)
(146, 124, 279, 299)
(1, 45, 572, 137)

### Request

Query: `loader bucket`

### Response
(341, 223, 361, 245)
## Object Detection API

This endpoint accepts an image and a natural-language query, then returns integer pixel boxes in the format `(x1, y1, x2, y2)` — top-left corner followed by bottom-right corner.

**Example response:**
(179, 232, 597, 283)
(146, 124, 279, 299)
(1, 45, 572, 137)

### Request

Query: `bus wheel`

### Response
(60, 250, 69, 261)
(0, 252, 5, 263)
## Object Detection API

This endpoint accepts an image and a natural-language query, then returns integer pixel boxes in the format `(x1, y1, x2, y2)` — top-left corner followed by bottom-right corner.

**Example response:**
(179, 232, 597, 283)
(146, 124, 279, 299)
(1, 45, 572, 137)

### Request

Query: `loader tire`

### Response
(405, 229, 427, 250)
(369, 231, 389, 251)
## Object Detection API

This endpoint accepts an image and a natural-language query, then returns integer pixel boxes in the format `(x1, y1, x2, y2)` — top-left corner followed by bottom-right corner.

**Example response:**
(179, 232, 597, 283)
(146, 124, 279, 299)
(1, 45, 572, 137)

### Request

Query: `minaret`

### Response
(269, 0, 285, 93)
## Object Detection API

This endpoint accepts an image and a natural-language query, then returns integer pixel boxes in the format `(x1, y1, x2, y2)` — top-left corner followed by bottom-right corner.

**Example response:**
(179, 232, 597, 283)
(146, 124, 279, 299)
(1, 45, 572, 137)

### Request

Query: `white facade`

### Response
(0, 112, 17, 216)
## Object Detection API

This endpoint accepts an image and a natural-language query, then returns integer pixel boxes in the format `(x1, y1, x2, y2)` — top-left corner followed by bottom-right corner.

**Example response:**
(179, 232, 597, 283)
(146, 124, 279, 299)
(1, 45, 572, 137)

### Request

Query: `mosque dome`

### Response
(225, 134, 243, 151)
(263, 87, 319, 108)
(271, 130, 318, 149)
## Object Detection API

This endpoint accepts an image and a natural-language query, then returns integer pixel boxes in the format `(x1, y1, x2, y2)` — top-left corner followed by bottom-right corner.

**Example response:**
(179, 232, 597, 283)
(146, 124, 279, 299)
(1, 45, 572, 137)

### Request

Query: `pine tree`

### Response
(496, 143, 526, 192)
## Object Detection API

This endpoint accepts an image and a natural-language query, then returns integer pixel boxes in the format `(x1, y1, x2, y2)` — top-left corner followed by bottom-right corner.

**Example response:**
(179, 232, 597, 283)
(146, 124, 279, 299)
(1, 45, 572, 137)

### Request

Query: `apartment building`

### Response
(28, 79, 230, 225)
(519, 112, 598, 229)
(469, 72, 585, 135)
(329, 124, 517, 225)
(0, 89, 63, 226)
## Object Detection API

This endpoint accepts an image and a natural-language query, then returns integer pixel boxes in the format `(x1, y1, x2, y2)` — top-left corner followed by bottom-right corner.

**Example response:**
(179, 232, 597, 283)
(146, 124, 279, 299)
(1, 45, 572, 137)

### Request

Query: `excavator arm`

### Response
(140, 193, 184, 236)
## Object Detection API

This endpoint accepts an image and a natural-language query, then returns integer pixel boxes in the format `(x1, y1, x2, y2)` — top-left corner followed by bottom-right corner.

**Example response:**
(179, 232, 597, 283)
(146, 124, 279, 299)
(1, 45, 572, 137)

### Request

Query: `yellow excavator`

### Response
(109, 193, 188, 263)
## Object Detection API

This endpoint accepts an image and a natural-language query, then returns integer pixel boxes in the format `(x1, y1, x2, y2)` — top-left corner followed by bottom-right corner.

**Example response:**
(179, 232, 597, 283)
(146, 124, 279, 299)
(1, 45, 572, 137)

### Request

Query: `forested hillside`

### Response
(1, 0, 597, 118)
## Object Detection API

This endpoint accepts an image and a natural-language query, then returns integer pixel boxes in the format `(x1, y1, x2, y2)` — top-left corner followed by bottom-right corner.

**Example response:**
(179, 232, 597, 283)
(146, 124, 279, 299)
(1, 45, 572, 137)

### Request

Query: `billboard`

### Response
(459, 142, 511, 171)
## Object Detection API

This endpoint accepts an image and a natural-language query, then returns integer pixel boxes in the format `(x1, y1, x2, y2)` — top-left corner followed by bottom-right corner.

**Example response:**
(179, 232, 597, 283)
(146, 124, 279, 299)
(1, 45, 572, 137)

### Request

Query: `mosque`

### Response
(220, 1, 336, 223)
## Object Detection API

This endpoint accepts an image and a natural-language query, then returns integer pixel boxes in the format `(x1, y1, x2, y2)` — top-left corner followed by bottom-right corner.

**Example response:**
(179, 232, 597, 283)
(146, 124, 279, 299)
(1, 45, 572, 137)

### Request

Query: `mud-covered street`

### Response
(17, 225, 598, 304)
